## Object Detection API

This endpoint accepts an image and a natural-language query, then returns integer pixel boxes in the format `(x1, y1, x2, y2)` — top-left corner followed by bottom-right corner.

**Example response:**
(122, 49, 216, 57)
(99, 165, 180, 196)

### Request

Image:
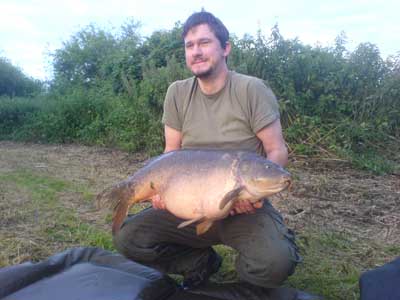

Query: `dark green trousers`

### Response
(113, 201, 301, 288)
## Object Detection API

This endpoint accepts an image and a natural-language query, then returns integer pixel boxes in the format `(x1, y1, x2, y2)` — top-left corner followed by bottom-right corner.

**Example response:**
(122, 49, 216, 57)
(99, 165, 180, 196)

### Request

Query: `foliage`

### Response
(0, 57, 42, 97)
(12, 86, 112, 143)
(0, 20, 398, 172)
(0, 96, 41, 138)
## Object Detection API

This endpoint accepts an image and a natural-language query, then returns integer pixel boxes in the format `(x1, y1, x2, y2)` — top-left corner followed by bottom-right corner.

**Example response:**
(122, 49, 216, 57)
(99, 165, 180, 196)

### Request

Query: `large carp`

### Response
(98, 149, 291, 235)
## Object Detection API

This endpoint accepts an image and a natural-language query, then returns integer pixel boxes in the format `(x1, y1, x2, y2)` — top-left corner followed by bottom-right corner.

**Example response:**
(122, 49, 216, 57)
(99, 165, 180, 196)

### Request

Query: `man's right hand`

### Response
(151, 194, 166, 210)
(230, 199, 263, 215)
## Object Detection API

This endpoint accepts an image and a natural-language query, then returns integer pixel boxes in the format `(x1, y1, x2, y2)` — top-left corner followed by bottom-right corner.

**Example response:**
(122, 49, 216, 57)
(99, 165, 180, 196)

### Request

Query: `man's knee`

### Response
(112, 217, 155, 262)
(113, 226, 128, 253)
(236, 249, 297, 288)
(113, 221, 137, 258)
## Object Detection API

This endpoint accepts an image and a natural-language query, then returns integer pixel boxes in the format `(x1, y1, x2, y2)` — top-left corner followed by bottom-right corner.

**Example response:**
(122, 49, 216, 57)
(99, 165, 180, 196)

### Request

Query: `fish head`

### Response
(238, 155, 292, 198)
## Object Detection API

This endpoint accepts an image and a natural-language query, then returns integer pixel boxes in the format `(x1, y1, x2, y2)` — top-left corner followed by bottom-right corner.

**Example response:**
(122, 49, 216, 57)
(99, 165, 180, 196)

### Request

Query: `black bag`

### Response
(359, 256, 400, 300)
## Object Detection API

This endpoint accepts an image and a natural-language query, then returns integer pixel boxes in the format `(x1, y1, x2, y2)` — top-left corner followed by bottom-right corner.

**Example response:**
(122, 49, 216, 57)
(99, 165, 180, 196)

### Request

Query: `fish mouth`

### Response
(284, 179, 292, 191)
(248, 180, 291, 198)
(262, 185, 289, 196)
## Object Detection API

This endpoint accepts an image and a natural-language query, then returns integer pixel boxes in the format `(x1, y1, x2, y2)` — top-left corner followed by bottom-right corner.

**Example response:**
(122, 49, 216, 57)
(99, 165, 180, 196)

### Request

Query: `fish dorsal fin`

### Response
(219, 186, 244, 210)
(177, 216, 205, 229)
(196, 220, 214, 235)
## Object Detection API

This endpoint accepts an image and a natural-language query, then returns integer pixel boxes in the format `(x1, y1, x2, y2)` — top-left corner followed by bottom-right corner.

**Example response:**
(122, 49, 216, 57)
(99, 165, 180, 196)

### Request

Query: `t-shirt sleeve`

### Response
(162, 82, 182, 131)
(247, 79, 280, 133)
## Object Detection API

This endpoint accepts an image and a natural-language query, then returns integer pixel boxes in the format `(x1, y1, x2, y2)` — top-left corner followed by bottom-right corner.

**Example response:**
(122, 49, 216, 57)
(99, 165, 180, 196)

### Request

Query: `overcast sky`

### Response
(1, 0, 399, 80)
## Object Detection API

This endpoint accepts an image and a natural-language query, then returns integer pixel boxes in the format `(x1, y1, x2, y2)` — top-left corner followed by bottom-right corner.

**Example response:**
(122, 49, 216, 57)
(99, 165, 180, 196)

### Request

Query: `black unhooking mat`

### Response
(0, 247, 224, 300)
(0, 247, 179, 300)
(0, 247, 319, 300)
(359, 256, 400, 300)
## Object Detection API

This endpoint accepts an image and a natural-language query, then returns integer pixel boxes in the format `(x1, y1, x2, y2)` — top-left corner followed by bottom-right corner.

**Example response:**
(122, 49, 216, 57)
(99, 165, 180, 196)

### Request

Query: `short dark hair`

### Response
(182, 11, 229, 49)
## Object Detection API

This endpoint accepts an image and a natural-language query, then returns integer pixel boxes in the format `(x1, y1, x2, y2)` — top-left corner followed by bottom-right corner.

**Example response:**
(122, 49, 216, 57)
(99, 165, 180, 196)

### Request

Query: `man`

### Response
(113, 10, 301, 296)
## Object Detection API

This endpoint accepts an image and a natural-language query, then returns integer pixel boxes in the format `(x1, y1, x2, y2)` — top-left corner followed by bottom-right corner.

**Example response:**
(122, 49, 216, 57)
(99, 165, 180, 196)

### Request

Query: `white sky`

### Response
(1, 0, 399, 80)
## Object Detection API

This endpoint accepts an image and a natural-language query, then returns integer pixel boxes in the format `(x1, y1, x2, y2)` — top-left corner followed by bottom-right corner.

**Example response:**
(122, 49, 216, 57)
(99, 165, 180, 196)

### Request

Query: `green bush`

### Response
(13, 86, 112, 143)
(0, 96, 41, 138)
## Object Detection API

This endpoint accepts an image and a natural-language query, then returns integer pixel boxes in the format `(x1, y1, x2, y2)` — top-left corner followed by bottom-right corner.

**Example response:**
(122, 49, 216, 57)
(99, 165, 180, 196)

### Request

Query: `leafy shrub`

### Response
(0, 96, 41, 138)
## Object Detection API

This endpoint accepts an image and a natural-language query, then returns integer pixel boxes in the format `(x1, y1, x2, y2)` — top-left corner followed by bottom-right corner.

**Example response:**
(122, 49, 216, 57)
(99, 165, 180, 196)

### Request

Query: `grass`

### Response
(0, 170, 113, 267)
(288, 231, 361, 299)
(204, 230, 400, 300)
(288, 230, 400, 299)
(211, 232, 365, 299)
(0, 145, 398, 299)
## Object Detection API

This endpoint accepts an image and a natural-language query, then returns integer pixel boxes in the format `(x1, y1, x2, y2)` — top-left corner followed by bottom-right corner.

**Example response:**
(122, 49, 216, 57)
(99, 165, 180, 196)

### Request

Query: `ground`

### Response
(0, 141, 399, 299)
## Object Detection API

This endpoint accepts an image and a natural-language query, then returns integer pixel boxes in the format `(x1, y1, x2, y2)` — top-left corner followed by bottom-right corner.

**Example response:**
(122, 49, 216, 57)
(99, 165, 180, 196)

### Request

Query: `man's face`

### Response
(184, 24, 230, 78)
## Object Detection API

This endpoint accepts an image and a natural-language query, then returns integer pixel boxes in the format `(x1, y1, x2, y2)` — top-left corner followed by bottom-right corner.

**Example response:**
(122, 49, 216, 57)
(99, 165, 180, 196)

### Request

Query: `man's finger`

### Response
(152, 194, 165, 209)
(244, 202, 254, 213)
(253, 201, 263, 209)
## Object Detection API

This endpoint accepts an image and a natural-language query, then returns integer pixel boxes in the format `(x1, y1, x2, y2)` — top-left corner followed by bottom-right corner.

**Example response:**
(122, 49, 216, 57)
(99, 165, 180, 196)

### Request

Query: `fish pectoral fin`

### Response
(177, 216, 205, 229)
(219, 187, 244, 210)
(196, 220, 214, 235)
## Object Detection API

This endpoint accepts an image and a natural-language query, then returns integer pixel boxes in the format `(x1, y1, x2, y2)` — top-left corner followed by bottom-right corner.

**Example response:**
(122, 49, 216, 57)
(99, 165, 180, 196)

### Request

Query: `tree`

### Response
(0, 57, 41, 97)
(51, 25, 119, 88)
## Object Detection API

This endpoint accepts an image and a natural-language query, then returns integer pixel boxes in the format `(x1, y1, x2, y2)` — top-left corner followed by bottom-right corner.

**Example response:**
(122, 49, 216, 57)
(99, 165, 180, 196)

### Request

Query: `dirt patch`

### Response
(0, 141, 399, 266)
(277, 158, 400, 245)
(0, 141, 148, 188)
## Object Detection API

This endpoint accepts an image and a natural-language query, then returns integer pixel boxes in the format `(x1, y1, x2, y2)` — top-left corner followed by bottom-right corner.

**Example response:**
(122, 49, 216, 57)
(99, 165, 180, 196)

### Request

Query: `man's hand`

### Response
(230, 200, 263, 216)
(151, 194, 166, 210)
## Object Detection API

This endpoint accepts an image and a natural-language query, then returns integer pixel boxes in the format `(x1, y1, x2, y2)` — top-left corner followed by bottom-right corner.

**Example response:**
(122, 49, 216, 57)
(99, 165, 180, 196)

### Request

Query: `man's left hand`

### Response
(230, 200, 263, 215)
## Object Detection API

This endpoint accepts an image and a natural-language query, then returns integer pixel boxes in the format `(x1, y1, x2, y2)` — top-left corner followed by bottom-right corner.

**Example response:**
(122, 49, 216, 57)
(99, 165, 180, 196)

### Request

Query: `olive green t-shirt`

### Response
(161, 71, 280, 156)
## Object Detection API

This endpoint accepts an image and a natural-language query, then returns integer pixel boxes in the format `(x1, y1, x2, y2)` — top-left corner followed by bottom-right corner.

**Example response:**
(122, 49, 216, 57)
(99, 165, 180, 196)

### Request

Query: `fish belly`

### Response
(162, 170, 236, 220)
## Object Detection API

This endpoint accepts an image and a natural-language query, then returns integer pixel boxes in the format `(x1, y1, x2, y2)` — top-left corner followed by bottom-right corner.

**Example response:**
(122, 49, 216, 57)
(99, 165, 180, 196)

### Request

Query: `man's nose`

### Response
(192, 44, 202, 56)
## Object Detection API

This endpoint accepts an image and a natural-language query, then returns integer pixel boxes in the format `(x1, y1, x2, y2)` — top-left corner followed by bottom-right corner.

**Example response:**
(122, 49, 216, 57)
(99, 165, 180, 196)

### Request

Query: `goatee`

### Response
(192, 67, 214, 79)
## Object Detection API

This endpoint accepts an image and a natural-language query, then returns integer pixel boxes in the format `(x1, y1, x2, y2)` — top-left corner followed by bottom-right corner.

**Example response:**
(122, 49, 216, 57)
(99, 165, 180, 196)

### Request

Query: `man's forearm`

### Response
(266, 148, 288, 167)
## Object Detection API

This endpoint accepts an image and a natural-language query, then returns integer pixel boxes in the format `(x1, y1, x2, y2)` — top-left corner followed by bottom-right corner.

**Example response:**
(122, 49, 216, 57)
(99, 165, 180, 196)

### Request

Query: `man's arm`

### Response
(164, 125, 182, 153)
(231, 118, 288, 215)
(256, 118, 288, 167)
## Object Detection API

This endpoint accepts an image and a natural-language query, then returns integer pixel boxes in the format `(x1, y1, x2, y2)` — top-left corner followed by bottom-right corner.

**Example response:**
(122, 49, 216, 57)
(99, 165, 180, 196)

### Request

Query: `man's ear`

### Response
(223, 41, 232, 58)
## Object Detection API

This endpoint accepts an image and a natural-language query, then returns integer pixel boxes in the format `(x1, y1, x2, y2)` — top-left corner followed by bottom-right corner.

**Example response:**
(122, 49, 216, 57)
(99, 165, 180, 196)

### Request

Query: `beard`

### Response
(191, 66, 214, 78)
(188, 56, 216, 79)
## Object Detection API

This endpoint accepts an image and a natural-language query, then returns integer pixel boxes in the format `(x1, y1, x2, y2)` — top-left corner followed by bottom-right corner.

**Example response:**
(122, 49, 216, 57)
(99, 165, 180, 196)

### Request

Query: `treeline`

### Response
(0, 20, 399, 173)
(0, 57, 42, 97)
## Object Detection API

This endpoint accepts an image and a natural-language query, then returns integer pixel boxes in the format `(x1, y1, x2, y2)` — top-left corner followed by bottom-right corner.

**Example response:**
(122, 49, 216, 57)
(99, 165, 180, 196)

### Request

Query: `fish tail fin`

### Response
(112, 199, 130, 235)
(96, 180, 134, 209)
(96, 180, 137, 234)
(96, 185, 117, 210)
